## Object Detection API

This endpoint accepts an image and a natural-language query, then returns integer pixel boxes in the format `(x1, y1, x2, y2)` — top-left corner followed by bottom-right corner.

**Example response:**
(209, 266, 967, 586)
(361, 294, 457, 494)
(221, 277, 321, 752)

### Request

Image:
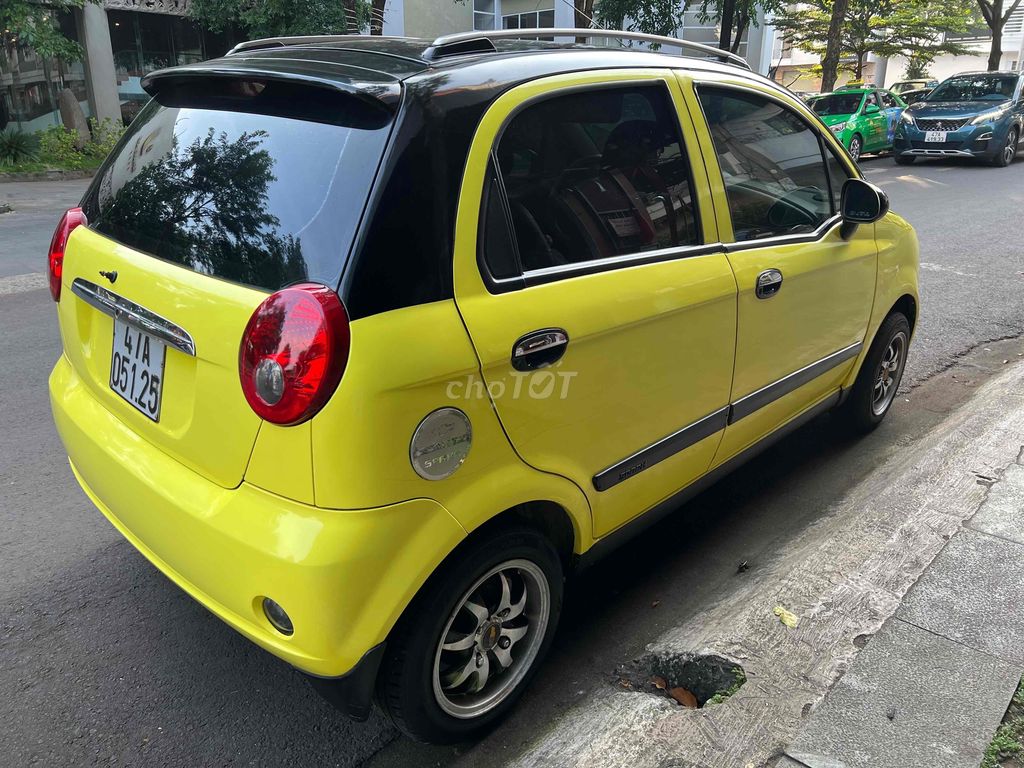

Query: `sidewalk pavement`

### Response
(457, 356, 1024, 768)
(781, 457, 1024, 768)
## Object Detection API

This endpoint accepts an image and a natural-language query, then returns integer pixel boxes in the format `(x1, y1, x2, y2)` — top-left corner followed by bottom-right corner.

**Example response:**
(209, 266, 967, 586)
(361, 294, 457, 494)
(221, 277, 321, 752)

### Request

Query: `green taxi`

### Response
(808, 86, 907, 161)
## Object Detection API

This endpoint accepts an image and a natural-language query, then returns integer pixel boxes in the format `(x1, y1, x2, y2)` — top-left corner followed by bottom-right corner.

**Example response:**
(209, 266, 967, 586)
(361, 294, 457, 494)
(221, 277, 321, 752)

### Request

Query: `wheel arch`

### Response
(377, 498, 578, 664)
(890, 293, 918, 333)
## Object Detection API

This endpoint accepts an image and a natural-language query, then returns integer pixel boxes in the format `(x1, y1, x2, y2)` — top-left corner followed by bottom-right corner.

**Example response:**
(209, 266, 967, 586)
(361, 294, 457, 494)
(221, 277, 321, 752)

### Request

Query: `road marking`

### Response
(920, 261, 977, 278)
(0, 272, 47, 296)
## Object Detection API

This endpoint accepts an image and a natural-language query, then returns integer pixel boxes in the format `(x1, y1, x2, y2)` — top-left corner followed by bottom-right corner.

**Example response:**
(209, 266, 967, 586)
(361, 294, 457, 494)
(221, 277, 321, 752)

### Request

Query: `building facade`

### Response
(2, 0, 231, 132)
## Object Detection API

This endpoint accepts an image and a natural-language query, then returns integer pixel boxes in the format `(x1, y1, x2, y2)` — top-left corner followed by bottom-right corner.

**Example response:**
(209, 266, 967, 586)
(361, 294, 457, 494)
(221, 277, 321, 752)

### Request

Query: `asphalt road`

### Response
(1, 154, 1023, 767)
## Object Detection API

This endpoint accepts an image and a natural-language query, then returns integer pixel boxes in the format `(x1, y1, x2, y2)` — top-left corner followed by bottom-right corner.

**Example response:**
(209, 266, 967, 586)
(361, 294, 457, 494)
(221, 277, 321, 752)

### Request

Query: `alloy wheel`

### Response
(1004, 130, 1018, 165)
(432, 559, 550, 719)
(872, 331, 907, 416)
(849, 136, 862, 161)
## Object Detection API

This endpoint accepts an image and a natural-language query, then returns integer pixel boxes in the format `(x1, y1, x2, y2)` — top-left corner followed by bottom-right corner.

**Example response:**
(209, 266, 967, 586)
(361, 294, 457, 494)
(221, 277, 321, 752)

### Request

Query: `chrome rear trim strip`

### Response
(729, 341, 862, 424)
(593, 407, 730, 492)
(71, 278, 196, 357)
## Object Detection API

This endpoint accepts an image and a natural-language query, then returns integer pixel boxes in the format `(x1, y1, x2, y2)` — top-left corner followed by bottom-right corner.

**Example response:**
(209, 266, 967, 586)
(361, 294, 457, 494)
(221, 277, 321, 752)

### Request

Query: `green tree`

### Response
(594, 0, 782, 52)
(976, 0, 1024, 70)
(594, 0, 687, 38)
(904, 54, 933, 78)
(773, 0, 974, 86)
(1, 0, 86, 62)
(189, 0, 372, 38)
(689, 0, 786, 53)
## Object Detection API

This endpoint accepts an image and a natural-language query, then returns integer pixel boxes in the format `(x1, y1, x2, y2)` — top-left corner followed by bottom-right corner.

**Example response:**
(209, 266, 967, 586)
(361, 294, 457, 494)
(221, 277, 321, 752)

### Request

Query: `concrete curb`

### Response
(0, 169, 95, 183)
(455, 358, 1024, 768)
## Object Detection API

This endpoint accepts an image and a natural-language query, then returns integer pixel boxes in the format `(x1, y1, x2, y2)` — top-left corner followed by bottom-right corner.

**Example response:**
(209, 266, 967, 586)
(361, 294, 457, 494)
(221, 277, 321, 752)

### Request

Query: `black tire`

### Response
(848, 134, 863, 162)
(376, 525, 564, 743)
(894, 154, 916, 165)
(838, 312, 911, 434)
(990, 127, 1018, 167)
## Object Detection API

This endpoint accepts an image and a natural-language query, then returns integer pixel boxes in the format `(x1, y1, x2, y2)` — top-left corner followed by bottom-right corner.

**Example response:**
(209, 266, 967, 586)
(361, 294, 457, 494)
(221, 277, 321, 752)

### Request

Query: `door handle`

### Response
(512, 328, 569, 371)
(755, 269, 783, 299)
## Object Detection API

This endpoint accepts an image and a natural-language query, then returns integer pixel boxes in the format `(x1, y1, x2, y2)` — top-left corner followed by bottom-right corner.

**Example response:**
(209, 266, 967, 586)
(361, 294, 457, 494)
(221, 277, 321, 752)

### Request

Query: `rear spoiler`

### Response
(142, 64, 401, 113)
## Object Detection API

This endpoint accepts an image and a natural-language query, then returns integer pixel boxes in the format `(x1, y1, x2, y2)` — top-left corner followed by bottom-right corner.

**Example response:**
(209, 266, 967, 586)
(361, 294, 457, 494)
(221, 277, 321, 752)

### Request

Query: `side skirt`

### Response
(575, 389, 843, 572)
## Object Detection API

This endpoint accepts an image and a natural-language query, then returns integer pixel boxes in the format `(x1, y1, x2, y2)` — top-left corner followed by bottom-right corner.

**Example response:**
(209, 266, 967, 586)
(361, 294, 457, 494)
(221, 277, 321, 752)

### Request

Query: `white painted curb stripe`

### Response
(0, 273, 47, 296)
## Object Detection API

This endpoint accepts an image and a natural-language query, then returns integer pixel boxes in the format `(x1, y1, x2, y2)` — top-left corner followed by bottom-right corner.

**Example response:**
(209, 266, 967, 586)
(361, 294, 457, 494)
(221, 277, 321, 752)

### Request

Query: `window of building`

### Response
(502, 9, 555, 31)
(474, 0, 498, 30)
(0, 11, 89, 131)
(484, 84, 699, 277)
(108, 10, 231, 124)
(696, 87, 835, 242)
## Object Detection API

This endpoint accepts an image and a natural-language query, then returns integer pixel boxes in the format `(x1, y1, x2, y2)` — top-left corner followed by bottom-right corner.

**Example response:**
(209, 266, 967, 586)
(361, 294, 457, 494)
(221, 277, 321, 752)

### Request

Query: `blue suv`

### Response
(894, 71, 1024, 167)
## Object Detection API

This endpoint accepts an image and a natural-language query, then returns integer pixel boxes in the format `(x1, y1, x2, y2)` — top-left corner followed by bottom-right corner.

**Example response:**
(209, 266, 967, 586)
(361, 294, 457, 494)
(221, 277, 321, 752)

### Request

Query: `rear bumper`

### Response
(50, 354, 466, 684)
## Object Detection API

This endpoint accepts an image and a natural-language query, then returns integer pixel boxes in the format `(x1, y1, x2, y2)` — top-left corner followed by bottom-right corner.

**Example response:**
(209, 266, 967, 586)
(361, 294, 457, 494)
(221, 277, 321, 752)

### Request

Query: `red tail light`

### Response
(239, 284, 350, 426)
(48, 207, 87, 302)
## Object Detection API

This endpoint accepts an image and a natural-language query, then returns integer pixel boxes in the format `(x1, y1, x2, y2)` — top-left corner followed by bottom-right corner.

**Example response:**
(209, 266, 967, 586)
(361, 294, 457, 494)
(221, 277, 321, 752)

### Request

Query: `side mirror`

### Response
(840, 178, 889, 239)
(864, 103, 880, 114)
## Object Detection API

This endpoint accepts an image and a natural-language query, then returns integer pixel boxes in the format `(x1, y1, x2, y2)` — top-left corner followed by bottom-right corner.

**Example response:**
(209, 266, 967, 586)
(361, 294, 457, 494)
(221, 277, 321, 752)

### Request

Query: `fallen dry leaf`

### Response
(773, 605, 800, 628)
(651, 600, 661, 608)
(668, 687, 698, 708)
(651, 675, 667, 690)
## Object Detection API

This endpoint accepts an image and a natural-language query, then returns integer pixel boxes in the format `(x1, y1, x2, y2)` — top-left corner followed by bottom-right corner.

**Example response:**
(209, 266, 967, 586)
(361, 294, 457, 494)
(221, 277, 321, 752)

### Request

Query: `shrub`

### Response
(86, 117, 126, 159)
(0, 130, 39, 166)
(38, 125, 84, 169)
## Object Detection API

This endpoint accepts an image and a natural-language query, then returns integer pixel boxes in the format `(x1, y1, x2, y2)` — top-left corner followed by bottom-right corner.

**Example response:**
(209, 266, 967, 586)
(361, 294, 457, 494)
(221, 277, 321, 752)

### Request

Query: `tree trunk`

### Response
(988, 18, 1003, 70)
(720, 0, 736, 51)
(855, 54, 864, 78)
(574, 0, 595, 28)
(574, 0, 595, 43)
(343, 0, 358, 34)
(820, 0, 850, 93)
(370, 0, 386, 34)
(731, 13, 749, 54)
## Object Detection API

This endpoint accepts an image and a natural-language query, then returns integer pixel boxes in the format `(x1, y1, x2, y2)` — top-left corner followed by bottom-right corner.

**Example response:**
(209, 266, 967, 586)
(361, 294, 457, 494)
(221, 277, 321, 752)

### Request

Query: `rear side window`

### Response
(489, 84, 699, 274)
(82, 80, 392, 292)
(696, 87, 835, 242)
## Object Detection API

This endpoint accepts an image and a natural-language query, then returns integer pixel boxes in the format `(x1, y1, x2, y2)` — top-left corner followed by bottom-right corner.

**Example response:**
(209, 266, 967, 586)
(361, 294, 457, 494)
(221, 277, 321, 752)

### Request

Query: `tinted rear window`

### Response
(82, 79, 392, 292)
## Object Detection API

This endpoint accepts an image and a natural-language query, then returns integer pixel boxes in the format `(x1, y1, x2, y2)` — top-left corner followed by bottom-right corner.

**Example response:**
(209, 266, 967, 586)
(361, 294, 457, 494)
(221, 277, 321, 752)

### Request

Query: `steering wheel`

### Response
(766, 186, 828, 230)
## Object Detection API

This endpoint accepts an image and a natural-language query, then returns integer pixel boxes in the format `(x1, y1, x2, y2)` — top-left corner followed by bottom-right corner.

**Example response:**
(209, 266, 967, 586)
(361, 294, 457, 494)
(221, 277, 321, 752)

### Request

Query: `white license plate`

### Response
(110, 319, 166, 421)
(925, 131, 947, 142)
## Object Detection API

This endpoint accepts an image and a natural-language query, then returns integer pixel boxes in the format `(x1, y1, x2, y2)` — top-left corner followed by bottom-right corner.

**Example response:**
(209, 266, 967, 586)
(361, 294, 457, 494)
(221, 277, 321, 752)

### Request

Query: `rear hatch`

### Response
(60, 73, 394, 487)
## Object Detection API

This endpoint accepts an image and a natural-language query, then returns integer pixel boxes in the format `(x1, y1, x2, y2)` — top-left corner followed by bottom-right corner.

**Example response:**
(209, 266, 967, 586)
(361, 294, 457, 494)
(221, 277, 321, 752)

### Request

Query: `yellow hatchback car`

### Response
(49, 29, 918, 742)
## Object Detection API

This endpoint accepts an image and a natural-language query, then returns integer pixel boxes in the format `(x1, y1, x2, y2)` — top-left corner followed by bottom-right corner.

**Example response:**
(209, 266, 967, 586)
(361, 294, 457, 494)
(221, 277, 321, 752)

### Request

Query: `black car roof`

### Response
(143, 35, 779, 111)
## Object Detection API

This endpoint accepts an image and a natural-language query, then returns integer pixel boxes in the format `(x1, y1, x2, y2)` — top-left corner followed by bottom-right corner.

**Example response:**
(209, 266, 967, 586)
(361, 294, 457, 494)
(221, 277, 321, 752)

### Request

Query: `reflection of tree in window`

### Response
(99, 129, 306, 289)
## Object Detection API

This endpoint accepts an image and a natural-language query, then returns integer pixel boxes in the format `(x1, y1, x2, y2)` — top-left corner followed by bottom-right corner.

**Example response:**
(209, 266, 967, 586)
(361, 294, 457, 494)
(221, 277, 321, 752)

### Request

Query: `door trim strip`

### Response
(593, 406, 730, 492)
(728, 341, 862, 424)
(71, 278, 197, 357)
(579, 389, 843, 567)
(590, 341, 863, 492)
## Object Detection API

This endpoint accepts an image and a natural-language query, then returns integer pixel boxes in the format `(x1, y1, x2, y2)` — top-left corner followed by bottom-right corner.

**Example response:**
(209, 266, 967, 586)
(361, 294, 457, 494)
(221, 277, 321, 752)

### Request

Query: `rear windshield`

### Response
(809, 93, 863, 116)
(81, 79, 392, 292)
